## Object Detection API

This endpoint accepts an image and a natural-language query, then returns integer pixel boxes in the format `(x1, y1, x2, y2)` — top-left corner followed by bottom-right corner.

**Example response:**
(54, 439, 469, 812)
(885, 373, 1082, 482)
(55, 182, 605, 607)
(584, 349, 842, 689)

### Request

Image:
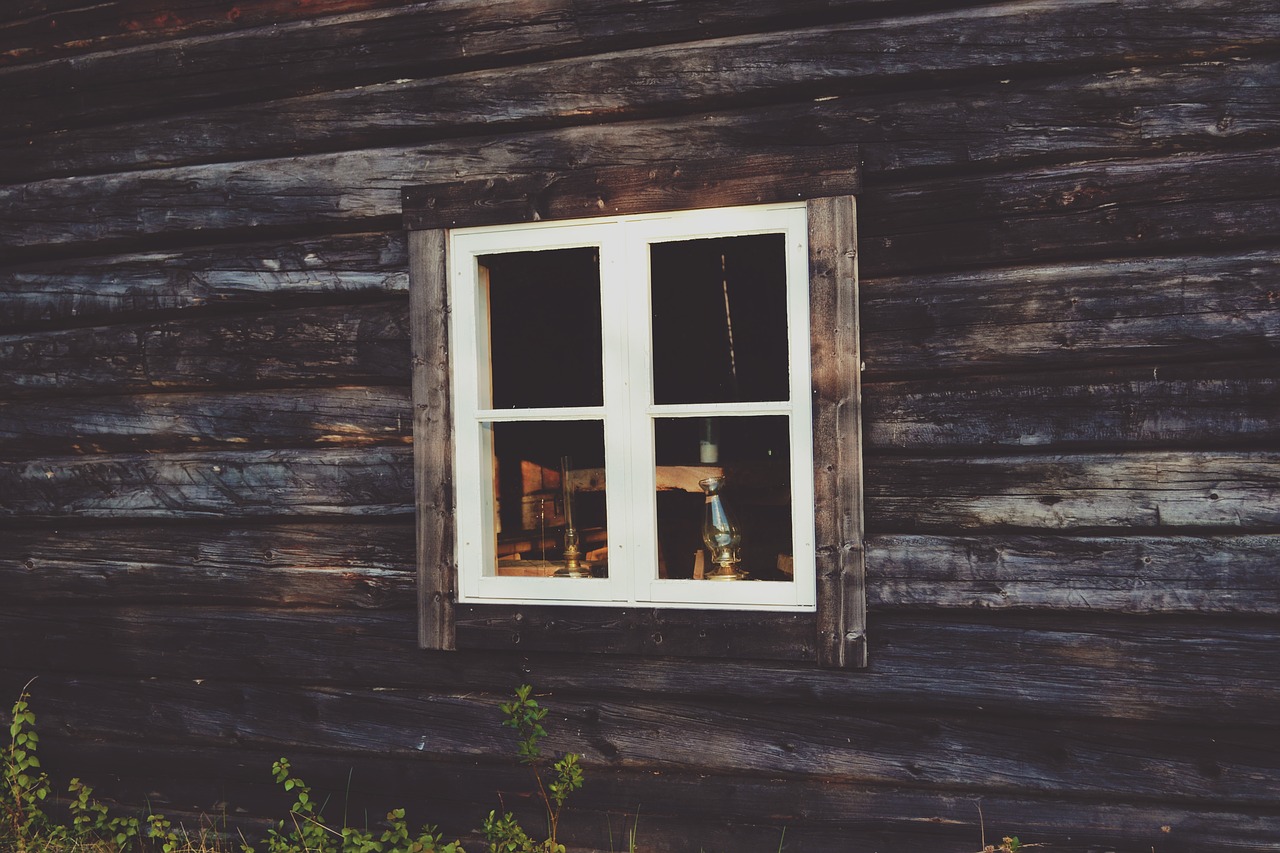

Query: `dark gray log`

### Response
(865, 451, 1280, 532)
(0, 231, 407, 330)
(2, 0, 1274, 140)
(0, 447, 414, 519)
(860, 146, 1280, 275)
(0, 387, 412, 457)
(861, 250, 1280, 377)
(30, 738, 1280, 853)
(6, 523, 1274, 615)
(402, 150, 860, 230)
(0, 522, 414, 607)
(3, 607, 1278, 725)
(867, 534, 1280, 614)
(3, 122, 1278, 266)
(10, 674, 1280, 806)
(8, 34, 1278, 183)
(0, 300, 409, 396)
(863, 359, 1280, 449)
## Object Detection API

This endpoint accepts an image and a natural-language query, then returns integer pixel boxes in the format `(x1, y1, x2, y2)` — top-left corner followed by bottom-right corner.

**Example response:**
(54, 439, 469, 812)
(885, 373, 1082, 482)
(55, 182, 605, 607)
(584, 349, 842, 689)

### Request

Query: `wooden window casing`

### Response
(404, 150, 866, 668)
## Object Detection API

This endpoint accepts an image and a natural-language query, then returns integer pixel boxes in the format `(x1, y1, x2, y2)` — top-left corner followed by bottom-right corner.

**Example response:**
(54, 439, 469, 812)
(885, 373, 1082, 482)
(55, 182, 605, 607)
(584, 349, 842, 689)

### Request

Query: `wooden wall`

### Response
(2, 1, 1278, 850)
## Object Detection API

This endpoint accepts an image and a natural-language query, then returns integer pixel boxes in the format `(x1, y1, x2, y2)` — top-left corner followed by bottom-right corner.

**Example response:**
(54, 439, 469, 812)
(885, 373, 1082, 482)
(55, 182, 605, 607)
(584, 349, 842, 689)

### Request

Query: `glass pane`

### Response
(482, 248, 602, 409)
(488, 420, 608, 579)
(652, 415, 792, 582)
(650, 234, 789, 405)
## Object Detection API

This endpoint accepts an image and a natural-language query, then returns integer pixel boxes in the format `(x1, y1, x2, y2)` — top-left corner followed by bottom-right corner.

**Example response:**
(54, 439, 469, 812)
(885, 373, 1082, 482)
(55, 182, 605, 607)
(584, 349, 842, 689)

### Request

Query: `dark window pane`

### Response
(490, 420, 607, 578)
(483, 248, 602, 409)
(653, 415, 793, 582)
(650, 235, 789, 405)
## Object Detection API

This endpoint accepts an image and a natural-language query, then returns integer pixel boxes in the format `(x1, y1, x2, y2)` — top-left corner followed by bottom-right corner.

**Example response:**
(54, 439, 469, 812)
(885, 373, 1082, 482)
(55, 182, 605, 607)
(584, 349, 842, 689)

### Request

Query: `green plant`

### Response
(482, 685, 585, 853)
(252, 758, 459, 853)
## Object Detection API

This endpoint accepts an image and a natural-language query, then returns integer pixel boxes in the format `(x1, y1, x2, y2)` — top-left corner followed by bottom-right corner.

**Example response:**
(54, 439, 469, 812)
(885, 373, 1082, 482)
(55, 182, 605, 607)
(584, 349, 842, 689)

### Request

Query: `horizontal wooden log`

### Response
(28, 739, 1280, 853)
(867, 534, 1280, 614)
(0, 231, 407, 330)
(402, 149, 861, 229)
(865, 450, 1280, 533)
(6, 673, 1280, 806)
(0, 0, 413, 67)
(0, 522, 414, 607)
(12, 27, 1279, 182)
(0, 0, 994, 134)
(862, 250, 1280, 377)
(863, 358, 1280, 446)
(0, 522, 1271, 617)
(0, 387, 412, 456)
(4, 447, 1274, 531)
(0, 447, 414, 520)
(4, 522, 1276, 616)
(2, 607, 1278, 726)
(4, 133, 1278, 270)
(860, 146, 1280, 275)
(0, 300, 409, 396)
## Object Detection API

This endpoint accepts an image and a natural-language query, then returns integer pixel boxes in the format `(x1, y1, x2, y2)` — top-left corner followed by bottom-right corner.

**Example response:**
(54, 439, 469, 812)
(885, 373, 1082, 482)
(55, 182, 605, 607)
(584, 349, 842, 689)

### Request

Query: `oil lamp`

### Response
(699, 476, 744, 580)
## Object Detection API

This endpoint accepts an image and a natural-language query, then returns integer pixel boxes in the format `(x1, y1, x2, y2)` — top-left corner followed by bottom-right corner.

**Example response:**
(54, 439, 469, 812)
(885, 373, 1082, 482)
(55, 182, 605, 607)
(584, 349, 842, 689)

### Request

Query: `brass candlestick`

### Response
(554, 455, 590, 578)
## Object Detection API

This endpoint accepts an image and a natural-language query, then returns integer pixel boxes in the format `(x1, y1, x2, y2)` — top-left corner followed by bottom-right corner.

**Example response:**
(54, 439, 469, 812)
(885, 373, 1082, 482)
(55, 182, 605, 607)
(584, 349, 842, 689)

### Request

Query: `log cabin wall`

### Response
(1, 1, 1277, 850)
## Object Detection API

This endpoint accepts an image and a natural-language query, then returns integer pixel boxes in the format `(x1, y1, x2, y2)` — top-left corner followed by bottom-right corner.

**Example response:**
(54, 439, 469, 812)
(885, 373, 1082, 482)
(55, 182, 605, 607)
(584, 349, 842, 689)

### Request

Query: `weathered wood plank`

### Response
(867, 534, 1280, 614)
(0, 0, 414, 67)
(0, 387, 412, 457)
(0, 447, 414, 519)
(4, 136, 1277, 268)
(27, 739, 1280, 853)
(9, 34, 1278, 183)
(5, 448, 1274, 530)
(0, 231, 407, 330)
(5, 523, 1275, 616)
(865, 451, 1280, 533)
(861, 250, 1280, 378)
(0, 301, 409, 396)
(402, 150, 860, 230)
(808, 195, 867, 668)
(0, 522, 414, 607)
(3, 0, 1275, 141)
(408, 229, 455, 651)
(864, 359, 1280, 449)
(8, 674, 1280, 805)
(860, 147, 1280, 275)
(3, 607, 1278, 725)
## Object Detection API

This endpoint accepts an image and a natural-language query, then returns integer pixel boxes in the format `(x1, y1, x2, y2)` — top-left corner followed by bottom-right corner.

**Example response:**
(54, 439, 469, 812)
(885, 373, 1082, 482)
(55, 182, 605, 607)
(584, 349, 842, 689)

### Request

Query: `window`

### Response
(404, 151, 866, 667)
(450, 205, 815, 610)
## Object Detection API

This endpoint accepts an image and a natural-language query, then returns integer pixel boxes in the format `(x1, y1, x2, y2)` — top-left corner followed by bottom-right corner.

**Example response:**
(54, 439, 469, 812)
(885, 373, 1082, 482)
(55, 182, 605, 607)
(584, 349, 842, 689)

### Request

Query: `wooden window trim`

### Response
(404, 149, 866, 668)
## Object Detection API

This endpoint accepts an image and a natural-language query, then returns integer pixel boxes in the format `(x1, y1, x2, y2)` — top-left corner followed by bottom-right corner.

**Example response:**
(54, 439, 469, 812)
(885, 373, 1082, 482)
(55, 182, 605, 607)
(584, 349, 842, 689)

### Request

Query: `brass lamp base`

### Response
(705, 562, 746, 581)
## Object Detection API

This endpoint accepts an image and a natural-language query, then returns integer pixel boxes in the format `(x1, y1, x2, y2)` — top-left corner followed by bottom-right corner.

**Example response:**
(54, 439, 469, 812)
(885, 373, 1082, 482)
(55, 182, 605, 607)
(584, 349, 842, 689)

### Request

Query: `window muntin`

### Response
(449, 203, 814, 610)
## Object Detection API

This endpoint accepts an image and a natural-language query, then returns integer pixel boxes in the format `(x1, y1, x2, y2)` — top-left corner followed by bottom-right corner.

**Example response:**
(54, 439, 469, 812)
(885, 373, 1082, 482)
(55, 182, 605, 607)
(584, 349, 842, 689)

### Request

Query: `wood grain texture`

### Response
(861, 250, 1280, 378)
(808, 195, 867, 668)
(0, 522, 414, 607)
(403, 150, 860, 230)
(2, 0, 1274, 140)
(5, 524, 1275, 616)
(6, 42, 1280, 183)
(7, 673, 1280, 806)
(0, 387, 412, 457)
(408, 229, 454, 651)
(4, 608, 1279, 725)
(865, 450, 1280, 532)
(0, 231, 407, 330)
(0, 301, 409, 396)
(0, 447, 414, 520)
(863, 359, 1280, 450)
(866, 534, 1280, 614)
(860, 146, 1280, 275)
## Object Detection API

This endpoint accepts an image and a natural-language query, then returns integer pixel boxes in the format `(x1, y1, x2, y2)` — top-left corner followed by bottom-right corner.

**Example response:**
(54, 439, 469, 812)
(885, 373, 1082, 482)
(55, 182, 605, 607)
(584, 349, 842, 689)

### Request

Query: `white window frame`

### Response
(448, 203, 816, 611)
